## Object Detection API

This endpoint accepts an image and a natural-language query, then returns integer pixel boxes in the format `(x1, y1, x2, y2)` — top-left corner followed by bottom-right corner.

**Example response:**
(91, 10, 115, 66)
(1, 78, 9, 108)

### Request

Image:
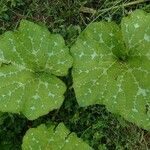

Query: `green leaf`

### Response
(22, 123, 93, 150)
(71, 10, 150, 131)
(0, 20, 72, 120)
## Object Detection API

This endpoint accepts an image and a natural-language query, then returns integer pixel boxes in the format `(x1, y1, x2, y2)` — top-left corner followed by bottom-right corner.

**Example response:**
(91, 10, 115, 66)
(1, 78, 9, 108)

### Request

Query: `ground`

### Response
(0, 0, 150, 150)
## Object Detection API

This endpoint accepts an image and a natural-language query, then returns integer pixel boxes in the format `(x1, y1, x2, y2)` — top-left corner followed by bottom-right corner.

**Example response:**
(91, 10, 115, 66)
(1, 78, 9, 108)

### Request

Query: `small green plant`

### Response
(71, 10, 150, 131)
(0, 0, 24, 16)
(0, 20, 72, 120)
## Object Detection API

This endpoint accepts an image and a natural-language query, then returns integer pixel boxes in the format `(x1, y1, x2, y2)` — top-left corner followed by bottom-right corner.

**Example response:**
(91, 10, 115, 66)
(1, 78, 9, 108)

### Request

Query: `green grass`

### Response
(0, 0, 150, 150)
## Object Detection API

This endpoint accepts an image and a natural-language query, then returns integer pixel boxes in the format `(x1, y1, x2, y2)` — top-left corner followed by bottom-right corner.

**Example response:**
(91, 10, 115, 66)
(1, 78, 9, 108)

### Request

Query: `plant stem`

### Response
(90, 0, 149, 23)
(98, 0, 148, 13)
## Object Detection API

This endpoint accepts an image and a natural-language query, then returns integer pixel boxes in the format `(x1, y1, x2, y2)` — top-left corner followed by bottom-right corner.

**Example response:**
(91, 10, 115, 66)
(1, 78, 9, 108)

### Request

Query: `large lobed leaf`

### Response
(22, 123, 93, 150)
(0, 20, 72, 120)
(71, 10, 150, 130)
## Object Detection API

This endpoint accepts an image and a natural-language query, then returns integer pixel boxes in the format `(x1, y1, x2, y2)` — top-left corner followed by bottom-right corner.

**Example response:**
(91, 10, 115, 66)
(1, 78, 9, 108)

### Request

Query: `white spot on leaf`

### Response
(91, 51, 98, 59)
(134, 23, 140, 29)
(48, 92, 55, 98)
(33, 93, 40, 100)
(79, 52, 84, 58)
(144, 34, 150, 42)
(137, 87, 147, 97)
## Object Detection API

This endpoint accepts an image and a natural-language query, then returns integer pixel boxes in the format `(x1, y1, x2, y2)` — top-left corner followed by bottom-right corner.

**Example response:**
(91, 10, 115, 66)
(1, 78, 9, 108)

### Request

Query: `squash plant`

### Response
(0, 9, 150, 150)
(22, 123, 93, 150)
(0, 20, 93, 149)
(0, 20, 72, 120)
(71, 10, 150, 131)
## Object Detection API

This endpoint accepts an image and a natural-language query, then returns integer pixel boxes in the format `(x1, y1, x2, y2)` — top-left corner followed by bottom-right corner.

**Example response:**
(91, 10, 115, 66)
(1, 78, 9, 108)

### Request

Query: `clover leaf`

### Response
(22, 123, 93, 150)
(71, 10, 150, 130)
(0, 20, 72, 120)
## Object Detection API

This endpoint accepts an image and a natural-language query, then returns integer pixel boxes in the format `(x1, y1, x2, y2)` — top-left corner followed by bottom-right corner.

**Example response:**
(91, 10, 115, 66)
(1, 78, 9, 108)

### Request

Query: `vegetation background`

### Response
(0, 0, 150, 149)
